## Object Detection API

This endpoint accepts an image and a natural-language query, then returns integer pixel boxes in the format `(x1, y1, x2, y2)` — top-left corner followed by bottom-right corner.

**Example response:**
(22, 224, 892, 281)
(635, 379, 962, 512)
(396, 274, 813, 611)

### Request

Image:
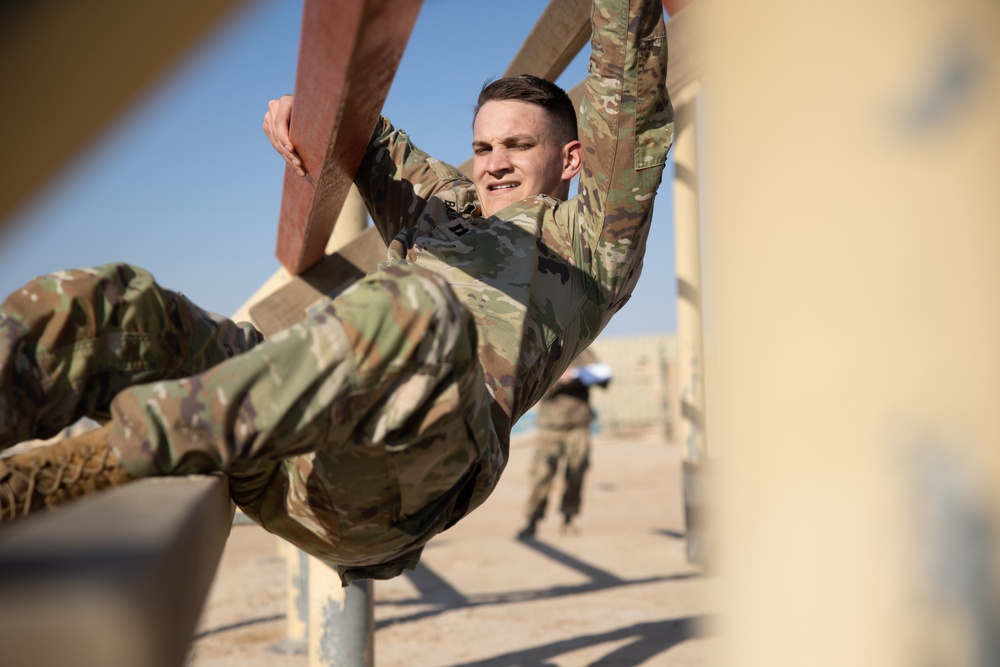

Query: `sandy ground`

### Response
(187, 427, 721, 667)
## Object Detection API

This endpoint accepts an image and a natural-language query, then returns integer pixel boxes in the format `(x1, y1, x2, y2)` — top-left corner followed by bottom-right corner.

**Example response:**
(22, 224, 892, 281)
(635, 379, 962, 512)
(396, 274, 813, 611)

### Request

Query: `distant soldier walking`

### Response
(519, 348, 611, 538)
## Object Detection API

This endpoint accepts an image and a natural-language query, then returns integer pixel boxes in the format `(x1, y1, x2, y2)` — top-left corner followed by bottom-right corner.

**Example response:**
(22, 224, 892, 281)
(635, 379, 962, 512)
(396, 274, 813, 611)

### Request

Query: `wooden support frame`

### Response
(275, 0, 422, 275)
(253, 226, 387, 337)
(502, 0, 592, 82)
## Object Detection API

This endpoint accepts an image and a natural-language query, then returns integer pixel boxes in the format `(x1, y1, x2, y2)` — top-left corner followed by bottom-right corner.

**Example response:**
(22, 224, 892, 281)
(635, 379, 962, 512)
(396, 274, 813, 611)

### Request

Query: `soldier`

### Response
(0, 0, 673, 584)
(519, 347, 611, 539)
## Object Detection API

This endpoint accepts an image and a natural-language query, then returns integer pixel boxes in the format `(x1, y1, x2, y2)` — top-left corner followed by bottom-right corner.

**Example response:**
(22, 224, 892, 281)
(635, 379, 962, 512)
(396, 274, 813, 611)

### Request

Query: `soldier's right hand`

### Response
(262, 94, 306, 177)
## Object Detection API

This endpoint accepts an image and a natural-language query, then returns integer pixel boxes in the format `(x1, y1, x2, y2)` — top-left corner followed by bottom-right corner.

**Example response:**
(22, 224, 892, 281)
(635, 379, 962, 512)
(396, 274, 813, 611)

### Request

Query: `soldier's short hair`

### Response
(474, 74, 578, 145)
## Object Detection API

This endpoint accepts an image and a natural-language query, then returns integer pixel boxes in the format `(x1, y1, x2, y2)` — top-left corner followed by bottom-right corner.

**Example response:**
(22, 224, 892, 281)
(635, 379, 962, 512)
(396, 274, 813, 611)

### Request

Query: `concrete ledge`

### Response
(0, 475, 234, 667)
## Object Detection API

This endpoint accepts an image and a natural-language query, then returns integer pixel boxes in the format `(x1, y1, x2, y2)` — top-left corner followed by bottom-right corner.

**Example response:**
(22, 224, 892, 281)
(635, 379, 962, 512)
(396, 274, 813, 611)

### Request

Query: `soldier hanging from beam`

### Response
(0, 0, 673, 585)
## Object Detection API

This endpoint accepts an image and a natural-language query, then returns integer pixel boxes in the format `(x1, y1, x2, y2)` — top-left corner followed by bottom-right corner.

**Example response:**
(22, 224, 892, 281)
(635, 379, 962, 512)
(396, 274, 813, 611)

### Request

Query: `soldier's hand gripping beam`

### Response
(275, 0, 422, 275)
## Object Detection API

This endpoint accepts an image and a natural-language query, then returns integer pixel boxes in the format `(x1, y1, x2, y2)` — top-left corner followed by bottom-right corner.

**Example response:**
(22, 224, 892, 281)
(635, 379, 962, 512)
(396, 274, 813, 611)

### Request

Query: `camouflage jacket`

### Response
(356, 0, 673, 465)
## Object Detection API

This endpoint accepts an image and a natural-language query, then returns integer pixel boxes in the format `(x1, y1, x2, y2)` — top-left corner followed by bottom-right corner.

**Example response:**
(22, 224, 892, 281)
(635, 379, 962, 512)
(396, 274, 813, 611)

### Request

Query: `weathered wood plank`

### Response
(253, 226, 387, 337)
(0, 0, 244, 226)
(502, 0, 592, 81)
(275, 0, 422, 275)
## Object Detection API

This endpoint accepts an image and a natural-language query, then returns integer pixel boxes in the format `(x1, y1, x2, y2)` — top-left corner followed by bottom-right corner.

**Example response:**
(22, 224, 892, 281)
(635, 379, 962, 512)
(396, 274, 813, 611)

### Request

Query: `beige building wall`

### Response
(589, 334, 677, 438)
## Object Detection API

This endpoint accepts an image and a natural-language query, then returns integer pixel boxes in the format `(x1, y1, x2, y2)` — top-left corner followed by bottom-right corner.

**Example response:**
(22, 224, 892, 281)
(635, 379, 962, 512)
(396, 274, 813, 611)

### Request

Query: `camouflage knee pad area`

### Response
(0, 263, 261, 449)
(107, 262, 499, 575)
(109, 261, 489, 484)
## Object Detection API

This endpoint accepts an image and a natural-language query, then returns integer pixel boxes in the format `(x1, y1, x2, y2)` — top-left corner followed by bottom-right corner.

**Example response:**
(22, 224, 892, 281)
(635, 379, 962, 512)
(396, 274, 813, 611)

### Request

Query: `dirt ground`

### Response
(187, 427, 721, 667)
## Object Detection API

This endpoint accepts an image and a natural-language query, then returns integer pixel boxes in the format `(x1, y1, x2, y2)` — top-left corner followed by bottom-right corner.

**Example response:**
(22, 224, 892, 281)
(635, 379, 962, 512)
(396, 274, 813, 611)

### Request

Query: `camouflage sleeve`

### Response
(354, 116, 472, 245)
(572, 0, 674, 311)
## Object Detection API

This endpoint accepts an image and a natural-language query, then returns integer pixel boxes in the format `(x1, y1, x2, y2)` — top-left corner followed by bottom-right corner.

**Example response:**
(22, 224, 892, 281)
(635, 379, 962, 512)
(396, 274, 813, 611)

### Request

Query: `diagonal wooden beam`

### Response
(502, 0, 592, 82)
(276, 0, 422, 275)
(0, 0, 245, 228)
(252, 226, 387, 338)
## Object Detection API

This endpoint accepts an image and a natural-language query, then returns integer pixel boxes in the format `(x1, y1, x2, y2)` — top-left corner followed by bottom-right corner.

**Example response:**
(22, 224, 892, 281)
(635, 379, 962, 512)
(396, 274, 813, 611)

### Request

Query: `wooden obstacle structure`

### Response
(0, 1, 420, 665)
(0, 1, 704, 666)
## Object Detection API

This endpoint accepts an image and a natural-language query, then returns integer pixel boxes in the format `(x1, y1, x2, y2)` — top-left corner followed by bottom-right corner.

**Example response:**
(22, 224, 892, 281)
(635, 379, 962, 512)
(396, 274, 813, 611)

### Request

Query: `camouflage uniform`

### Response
(0, 0, 672, 583)
(525, 348, 605, 529)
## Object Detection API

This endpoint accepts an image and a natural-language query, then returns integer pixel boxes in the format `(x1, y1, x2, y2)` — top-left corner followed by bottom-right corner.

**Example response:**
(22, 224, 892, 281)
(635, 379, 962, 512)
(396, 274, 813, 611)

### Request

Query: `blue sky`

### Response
(0, 0, 677, 338)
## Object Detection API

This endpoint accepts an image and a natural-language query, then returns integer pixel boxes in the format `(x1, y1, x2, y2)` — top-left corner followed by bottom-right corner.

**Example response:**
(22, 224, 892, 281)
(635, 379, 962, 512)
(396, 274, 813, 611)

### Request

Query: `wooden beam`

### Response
(0, 475, 233, 667)
(275, 0, 422, 275)
(0, 0, 245, 227)
(253, 226, 387, 338)
(502, 0, 592, 81)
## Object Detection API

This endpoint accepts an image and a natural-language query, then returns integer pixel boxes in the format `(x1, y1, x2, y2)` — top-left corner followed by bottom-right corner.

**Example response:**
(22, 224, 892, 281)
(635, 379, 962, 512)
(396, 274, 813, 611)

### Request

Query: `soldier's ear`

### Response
(561, 140, 583, 181)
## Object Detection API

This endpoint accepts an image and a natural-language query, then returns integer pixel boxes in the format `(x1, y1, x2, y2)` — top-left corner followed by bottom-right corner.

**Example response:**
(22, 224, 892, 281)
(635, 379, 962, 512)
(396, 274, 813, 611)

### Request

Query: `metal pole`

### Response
(308, 556, 374, 667)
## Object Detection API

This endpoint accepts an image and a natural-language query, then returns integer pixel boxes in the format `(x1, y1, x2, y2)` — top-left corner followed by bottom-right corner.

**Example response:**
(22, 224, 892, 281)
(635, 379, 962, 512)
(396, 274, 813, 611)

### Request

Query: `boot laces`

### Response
(0, 438, 120, 521)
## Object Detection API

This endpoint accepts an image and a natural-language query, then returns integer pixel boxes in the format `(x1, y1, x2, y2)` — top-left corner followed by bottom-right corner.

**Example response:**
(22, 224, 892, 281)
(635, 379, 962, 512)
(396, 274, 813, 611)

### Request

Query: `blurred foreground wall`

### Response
(702, 0, 1000, 665)
(0, 0, 244, 225)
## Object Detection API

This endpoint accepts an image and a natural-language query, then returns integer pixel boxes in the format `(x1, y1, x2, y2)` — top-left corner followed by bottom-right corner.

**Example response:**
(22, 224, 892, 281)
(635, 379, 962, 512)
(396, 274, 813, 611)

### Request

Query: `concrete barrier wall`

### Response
(590, 334, 677, 437)
(506, 333, 677, 439)
(0, 475, 234, 667)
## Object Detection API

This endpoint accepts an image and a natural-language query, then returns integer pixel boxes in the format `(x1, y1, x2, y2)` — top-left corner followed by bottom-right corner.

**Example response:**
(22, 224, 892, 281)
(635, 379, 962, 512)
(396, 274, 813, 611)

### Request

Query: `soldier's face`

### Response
(472, 101, 581, 218)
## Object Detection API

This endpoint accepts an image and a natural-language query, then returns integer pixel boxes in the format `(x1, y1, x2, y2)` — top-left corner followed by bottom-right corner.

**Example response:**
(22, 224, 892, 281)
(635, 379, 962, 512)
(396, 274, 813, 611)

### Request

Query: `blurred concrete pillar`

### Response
(325, 184, 369, 255)
(308, 557, 374, 667)
(703, 0, 1000, 665)
(270, 541, 309, 655)
(673, 96, 707, 465)
(673, 94, 713, 566)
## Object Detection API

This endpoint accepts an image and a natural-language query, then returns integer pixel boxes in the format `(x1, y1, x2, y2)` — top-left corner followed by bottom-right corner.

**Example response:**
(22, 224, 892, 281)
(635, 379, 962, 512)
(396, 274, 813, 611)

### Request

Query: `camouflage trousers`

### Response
(0, 262, 501, 582)
(524, 424, 591, 522)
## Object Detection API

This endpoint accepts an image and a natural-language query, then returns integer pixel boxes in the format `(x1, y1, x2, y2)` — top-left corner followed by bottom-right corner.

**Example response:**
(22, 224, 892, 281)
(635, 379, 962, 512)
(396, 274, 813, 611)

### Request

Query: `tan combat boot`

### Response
(0, 423, 135, 522)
